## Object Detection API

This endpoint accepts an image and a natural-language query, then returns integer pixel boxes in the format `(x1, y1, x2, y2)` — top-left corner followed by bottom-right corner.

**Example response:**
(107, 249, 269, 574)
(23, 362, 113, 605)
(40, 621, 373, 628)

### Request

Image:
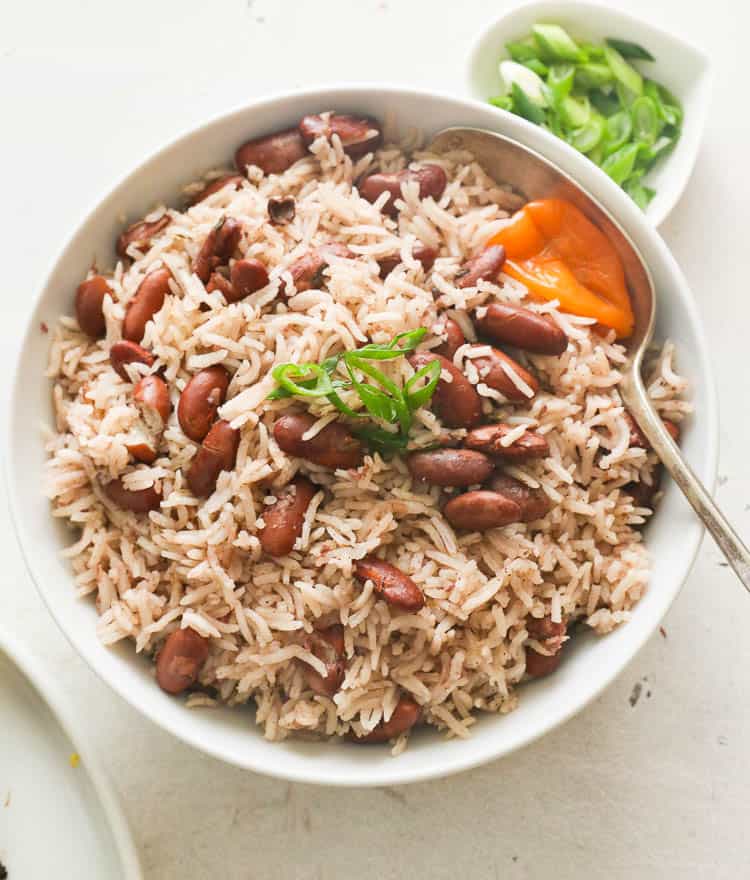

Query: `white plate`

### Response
(465, 1, 712, 226)
(0, 627, 142, 878)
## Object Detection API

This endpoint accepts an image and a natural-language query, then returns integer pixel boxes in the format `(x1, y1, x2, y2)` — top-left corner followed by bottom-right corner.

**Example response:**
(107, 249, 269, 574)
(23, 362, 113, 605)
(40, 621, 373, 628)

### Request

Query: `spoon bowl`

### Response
(430, 126, 750, 590)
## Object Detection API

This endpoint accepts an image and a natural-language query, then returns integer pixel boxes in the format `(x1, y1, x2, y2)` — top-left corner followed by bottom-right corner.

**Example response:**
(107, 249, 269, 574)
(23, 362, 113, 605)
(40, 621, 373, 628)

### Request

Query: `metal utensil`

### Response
(429, 126, 750, 591)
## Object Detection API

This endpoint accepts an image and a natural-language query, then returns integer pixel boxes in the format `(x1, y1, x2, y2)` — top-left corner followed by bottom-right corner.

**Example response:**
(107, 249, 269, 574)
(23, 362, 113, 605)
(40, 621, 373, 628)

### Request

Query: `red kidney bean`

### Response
(319, 624, 345, 656)
(408, 448, 494, 487)
(359, 173, 401, 214)
(194, 217, 243, 283)
(189, 175, 243, 206)
(443, 490, 523, 530)
(353, 558, 424, 611)
(273, 413, 363, 469)
(75, 275, 111, 338)
(301, 624, 346, 698)
(456, 245, 506, 289)
(214, 217, 242, 260)
(408, 352, 482, 428)
(105, 478, 161, 513)
(303, 660, 345, 698)
(432, 315, 465, 360)
(133, 374, 171, 428)
(267, 196, 296, 225)
(625, 468, 662, 510)
(464, 423, 549, 461)
(226, 259, 269, 302)
(470, 347, 539, 401)
(280, 242, 353, 296)
(299, 113, 382, 158)
(235, 127, 307, 175)
(116, 215, 171, 259)
(488, 473, 550, 522)
(177, 366, 230, 442)
(156, 628, 209, 695)
(122, 268, 171, 343)
(206, 272, 234, 299)
(625, 412, 681, 449)
(475, 302, 568, 355)
(109, 340, 155, 382)
(259, 477, 317, 557)
(194, 224, 221, 284)
(126, 439, 157, 465)
(527, 616, 566, 642)
(377, 244, 437, 279)
(352, 696, 421, 743)
(360, 164, 447, 216)
(525, 645, 563, 678)
(186, 419, 240, 497)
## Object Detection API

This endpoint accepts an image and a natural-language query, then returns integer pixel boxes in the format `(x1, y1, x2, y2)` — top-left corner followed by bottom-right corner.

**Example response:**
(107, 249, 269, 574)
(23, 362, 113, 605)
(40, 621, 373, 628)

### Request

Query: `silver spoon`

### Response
(429, 126, 750, 591)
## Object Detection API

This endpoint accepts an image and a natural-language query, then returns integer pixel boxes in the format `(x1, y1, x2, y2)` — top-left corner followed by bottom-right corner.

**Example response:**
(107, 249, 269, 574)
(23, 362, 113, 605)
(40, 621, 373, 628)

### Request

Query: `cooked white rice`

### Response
(43, 124, 689, 750)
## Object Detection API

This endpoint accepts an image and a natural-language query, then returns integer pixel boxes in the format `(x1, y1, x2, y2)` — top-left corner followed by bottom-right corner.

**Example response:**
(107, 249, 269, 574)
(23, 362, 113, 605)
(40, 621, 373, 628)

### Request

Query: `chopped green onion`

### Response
(587, 144, 604, 166)
(544, 109, 565, 139)
(510, 82, 547, 124)
(500, 61, 547, 106)
(569, 115, 605, 153)
(579, 42, 606, 62)
(559, 94, 591, 129)
(590, 89, 621, 117)
(624, 179, 656, 210)
(630, 95, 660, 145)
(546, 63, 576, 107)
(532, 23, 583, 62)
(506, 40, 540, 63)
(644, 79, 683, 127)
(404, 360, 441, 410)
(601, 142, 640, 185)
(603, 110, 633, 155)
(491, 24, 683, 211)
(489, 95, 513, 111)
(605, 37, 655, 62)
(604, 46, 643, 96)
(271, 363, 336, 398)
(267, 328, 439, 456)
(354, 425, 409, 454)
(521, 58, 550, 77)
(637, 134, 676, 165)
(575, 62, 614, 90)
(615, 81, 640, 112)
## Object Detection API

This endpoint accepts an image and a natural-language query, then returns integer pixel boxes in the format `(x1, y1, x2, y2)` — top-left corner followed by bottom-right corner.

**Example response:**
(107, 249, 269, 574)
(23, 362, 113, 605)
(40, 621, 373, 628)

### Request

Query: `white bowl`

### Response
(7, 85, 717, 787)
(466, 1, 712, 226)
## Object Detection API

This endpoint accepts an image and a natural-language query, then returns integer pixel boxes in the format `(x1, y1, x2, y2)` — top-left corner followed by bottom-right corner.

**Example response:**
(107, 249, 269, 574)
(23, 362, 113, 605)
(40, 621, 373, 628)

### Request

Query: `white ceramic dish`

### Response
(466, 1, 712, 226)
(0, 626, 142, 878)
(6, 85, 717, 787)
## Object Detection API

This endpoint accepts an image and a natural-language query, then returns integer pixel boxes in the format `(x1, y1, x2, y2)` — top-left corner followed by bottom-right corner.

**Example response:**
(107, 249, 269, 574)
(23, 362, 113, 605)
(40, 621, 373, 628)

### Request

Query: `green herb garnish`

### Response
(605, 37, 656, 62)
(489, 24, 683, 210)
(267, 327, 441, 456)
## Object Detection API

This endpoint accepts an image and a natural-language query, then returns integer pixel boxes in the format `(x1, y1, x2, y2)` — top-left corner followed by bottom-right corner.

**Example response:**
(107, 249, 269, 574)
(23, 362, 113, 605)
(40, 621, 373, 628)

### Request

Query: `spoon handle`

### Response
(622, 374, 750, 592)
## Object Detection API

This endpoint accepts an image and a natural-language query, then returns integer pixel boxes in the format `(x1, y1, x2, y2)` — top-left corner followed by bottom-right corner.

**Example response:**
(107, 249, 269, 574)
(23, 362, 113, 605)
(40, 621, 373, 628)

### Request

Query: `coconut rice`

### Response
(43, 121, 690, 752)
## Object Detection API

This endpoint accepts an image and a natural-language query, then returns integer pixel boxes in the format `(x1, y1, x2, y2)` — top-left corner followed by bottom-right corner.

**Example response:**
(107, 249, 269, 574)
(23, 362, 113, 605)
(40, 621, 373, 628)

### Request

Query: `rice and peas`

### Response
(44, 111, 689, 752)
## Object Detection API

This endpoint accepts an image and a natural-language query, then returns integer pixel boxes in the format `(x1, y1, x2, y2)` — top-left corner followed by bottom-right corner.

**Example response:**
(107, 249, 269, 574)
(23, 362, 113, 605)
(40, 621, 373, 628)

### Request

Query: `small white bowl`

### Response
(466, 1, 712, 226)
(7, 85, 717, 787)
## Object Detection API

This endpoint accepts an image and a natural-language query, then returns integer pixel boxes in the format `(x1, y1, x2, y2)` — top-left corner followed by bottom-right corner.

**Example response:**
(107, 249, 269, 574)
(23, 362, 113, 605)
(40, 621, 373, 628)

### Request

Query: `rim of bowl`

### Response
(464, 0, 713, 228)
(0, 625, 143, 877)
(6, 83, 719, 786)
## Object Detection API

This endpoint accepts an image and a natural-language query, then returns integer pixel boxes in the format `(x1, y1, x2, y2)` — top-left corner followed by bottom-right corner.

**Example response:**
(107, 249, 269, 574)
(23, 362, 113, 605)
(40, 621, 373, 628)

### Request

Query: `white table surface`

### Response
(2, 1, 749, 877)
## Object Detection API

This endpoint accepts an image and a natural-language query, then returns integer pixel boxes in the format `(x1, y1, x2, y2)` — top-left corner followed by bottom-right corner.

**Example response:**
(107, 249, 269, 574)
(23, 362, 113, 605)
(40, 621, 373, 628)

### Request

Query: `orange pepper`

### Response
(487, 199, 634, 338)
